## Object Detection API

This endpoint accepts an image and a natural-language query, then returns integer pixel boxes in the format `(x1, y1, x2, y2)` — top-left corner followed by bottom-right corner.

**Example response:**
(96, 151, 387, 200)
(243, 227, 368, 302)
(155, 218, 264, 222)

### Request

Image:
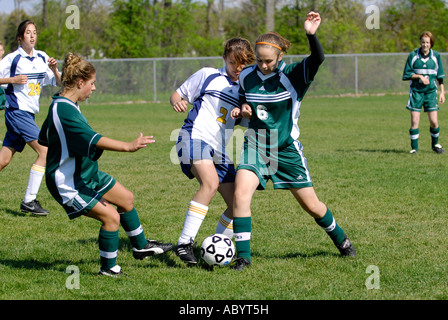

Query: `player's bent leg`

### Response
(175, 160, 219, 264)
(290, 187, 356, 257)
(102, 182, 173, 260)
(215, 183, 235, 238)
(86, 199, 122, 276)
(190, 159, 220, 204)
(102, 181, 134, 213)
(231, 170, 259, 271)
(0, 146, 15, 170)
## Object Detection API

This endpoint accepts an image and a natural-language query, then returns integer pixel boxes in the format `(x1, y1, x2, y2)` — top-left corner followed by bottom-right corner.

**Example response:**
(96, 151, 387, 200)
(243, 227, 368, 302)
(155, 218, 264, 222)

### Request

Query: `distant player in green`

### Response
(38, 53, 172, 277)
(402, 31, 445, 154)
(230, 12, 356, 271)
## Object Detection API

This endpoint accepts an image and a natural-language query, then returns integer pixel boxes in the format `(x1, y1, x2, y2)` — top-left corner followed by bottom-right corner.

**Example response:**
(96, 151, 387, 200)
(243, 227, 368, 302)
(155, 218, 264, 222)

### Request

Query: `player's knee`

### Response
(121, 189, 135, 212)
(103, 211, 120, 231)
(199, 180, 220, 197)
(0, 157, 11, 170)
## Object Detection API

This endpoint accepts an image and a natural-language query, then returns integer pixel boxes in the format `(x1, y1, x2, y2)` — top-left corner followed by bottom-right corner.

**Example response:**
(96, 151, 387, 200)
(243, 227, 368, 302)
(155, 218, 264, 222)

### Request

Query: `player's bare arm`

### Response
(48, 57, 62, 86)
(439, 83, 445, 104)
(97, 133, 155, 152)
(0, 75, 28, 85)
(170, 91, 188, 112)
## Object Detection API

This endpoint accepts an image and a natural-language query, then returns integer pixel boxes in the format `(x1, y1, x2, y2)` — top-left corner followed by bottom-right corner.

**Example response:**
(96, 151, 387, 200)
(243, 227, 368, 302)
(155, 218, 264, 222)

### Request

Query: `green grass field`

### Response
(0, 94, 447, 303)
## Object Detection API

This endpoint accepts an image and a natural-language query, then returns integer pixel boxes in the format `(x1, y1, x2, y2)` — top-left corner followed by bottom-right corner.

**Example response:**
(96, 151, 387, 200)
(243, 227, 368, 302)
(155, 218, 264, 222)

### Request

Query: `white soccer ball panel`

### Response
(200, 234, 235, 266)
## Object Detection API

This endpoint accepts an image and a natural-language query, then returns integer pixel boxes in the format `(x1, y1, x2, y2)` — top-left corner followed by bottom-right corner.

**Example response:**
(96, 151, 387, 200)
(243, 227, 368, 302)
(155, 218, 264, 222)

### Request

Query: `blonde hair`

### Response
(61, 53, 96, 89)
(255, 32, 291, 53)
(223, 38, 256, 65)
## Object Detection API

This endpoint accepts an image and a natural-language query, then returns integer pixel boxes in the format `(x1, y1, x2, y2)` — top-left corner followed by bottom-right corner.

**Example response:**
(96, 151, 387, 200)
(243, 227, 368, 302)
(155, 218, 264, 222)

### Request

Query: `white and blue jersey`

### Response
(0, 47, 58, 114)
(176, 66, 246, 182)
(177, 66, 243, 151)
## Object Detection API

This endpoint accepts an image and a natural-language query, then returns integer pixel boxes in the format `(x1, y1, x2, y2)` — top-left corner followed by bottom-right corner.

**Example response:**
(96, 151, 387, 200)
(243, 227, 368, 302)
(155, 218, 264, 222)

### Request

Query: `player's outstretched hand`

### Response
(48, 57, 58, 71)
(304, 11, 321, 35)
(128, 133, 155, 152)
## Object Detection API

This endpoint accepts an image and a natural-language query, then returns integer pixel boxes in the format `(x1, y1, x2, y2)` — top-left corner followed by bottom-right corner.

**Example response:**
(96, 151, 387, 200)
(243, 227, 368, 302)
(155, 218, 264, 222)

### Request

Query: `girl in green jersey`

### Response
(39, 53, 172, 277)
(230, 12, 356, 271)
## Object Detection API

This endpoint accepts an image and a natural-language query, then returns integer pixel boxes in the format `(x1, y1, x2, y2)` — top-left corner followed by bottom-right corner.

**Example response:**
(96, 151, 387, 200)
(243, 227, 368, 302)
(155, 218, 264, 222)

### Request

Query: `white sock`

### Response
(215, 212, 233, 239)
(177, 200, 208, 245)
(23, 164, 45, 203)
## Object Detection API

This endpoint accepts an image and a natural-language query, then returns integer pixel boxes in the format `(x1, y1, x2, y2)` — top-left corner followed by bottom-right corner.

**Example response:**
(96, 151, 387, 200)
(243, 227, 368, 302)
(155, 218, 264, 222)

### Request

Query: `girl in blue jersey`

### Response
(170, 38, 255, 264)
(0, 20, 61, 216)
(230, 12, 356, 271)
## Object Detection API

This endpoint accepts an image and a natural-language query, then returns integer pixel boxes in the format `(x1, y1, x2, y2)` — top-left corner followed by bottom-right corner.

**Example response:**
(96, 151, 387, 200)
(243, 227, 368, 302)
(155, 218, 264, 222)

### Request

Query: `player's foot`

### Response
(175, 242, 198, 264)
(409, 149, 418, 154)
(335, 235, 356, 257)
(231, 257, 251, 271)
(99, 265, 126, 277)
(432, 144, 445, 154)
(20, 199, 49, 216)
(133, 240, 173, 260)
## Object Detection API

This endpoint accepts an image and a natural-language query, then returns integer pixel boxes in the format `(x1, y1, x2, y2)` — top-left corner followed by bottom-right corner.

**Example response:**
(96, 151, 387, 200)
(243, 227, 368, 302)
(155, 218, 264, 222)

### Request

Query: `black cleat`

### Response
(99, 265, 126, 277)
(133, 240, 173, 260)
(335, 235, 356, 257)
(231, 257, 251, 271)
(432, 144, 445, 154)
(20, 200, 49, 216)
(175, 242, 198, 264)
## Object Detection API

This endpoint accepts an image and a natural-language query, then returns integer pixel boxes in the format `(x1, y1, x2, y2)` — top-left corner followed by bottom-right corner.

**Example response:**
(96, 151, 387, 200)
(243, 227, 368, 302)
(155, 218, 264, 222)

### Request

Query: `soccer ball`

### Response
(200, 234, 235, 267)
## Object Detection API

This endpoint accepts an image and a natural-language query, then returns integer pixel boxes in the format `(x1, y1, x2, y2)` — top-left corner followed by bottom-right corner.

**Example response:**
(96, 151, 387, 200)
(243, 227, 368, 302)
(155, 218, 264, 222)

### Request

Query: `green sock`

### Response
(233, 217, 252, 262)
(410, 128, 419, 151)
(430, 126, 440, 147)
(315, 208, 345, 245)
(120, 208, 147, 250)
(99, 228, 119, 270)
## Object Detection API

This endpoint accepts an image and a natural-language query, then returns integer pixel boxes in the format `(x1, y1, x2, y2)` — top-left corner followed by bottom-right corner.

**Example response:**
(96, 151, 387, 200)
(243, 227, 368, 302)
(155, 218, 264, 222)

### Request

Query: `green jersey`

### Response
(39, 96, 104, 208)
(402, 48, 445, 93)
(239, 59, 313, 150)
(0, 86, 5, 110)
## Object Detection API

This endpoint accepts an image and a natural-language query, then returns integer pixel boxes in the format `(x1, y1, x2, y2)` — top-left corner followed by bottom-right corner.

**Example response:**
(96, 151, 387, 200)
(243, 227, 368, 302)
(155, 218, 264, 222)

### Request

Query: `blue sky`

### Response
(0, 0, 36, 14)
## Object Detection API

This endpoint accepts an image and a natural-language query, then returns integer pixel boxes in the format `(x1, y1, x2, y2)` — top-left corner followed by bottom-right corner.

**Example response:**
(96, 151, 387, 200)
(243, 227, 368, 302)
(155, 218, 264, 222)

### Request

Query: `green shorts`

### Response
(237, 138, 313, 190)
(62, 171, 116, 220)
(406, 89, 438, 112)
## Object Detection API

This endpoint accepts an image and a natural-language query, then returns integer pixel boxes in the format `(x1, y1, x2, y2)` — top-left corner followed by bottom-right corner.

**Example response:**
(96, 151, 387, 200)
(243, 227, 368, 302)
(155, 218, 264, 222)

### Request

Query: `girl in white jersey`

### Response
(170, 38, 255, 264)
(0, 20, 61, 216)
(230, 12, 356, 271)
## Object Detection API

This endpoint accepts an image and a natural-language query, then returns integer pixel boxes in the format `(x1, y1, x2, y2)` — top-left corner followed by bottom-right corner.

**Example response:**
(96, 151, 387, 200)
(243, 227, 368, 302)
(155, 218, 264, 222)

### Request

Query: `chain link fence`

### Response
(41, 53, 448, 104)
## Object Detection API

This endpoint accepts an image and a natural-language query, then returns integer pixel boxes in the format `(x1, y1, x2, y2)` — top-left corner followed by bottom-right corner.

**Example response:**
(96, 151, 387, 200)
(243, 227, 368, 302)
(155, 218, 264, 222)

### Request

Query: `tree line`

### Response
(1, 0, 447, 60)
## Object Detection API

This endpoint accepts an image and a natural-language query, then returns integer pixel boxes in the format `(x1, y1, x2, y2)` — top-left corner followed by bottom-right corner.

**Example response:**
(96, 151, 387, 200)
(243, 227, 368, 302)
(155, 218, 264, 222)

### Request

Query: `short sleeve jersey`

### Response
(39, 96, 103, 205)
(177, 66, 241, 151)
(402, 48, 445, 94)
(238, 59, 314, 149)
(0, 47, 58, 114)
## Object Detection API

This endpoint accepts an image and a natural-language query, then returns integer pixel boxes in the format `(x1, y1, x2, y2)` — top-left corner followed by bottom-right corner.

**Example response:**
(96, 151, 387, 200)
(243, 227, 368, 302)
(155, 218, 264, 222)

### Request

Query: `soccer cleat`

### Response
(231, 257, 251, 271)
(335, 235, 356, 257)
(175, 242, 198, 264)
(99, 265, 126, 277)
(133, 240, 173, 260)
(432, 144, 445, 154)
(409, 149, 418, 154)
(20, 199, 49, 216)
